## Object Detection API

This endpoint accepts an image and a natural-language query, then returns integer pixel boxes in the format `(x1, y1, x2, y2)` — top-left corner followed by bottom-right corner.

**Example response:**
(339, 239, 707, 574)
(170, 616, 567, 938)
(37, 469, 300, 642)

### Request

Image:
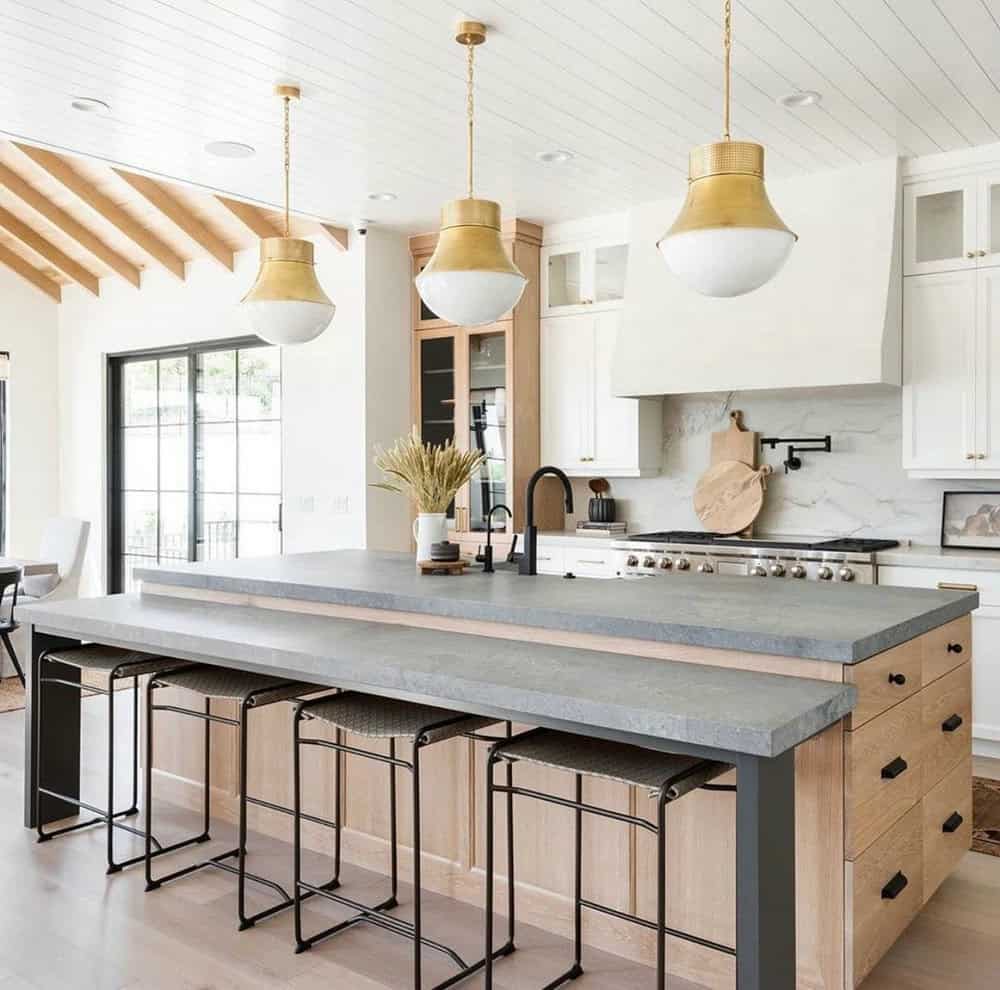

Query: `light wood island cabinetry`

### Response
(143, 580, 974, 990)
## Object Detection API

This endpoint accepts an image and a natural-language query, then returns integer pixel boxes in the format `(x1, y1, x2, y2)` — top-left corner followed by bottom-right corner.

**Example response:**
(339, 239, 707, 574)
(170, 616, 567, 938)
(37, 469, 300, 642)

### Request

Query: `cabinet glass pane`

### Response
(468, 331, 507, 532)
(595, 244, 628, 302)
(915, 190, 964, 263)
(991, 183, 1000, 255)
(419, 336, 455, 521)
(548, 251, 583, 307)
(417, 259, 441, 322)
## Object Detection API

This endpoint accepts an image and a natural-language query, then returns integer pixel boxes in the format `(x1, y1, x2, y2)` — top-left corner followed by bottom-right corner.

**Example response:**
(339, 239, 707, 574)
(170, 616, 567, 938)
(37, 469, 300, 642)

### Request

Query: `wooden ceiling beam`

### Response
(0, 205, 99, 295)
(216, 196, 280, 239)
(13, 143, 186, 281)
(0, 161, 140, 288)
(114, 170, 233, 271)
(0, 242, 61, 302)
(318, 223, 349, 251)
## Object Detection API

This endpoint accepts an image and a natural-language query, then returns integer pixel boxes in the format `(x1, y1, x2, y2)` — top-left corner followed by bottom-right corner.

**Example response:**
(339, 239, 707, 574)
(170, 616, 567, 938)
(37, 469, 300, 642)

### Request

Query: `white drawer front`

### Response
(535, 547, 565, 576)
(879, 565, 1000, 606)
(564, 548, 616, 578)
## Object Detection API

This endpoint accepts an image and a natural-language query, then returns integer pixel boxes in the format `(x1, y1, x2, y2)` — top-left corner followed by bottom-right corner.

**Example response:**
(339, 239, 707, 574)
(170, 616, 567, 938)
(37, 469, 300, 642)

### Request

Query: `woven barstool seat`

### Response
(493, 730, 730, 797)
(302, 692, 494, 743)
(153, 666, 322, 705)
(44, 644, 188, 679)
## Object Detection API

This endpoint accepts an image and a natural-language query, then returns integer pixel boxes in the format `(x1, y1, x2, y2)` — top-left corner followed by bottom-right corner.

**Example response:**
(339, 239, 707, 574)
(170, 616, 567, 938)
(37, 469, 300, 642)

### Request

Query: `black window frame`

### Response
(106, 335, 282, 594)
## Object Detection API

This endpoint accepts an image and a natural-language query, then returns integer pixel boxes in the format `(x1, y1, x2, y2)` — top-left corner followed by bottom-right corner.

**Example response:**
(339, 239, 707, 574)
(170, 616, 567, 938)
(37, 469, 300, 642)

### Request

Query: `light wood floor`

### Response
(1, 700, 998, 990)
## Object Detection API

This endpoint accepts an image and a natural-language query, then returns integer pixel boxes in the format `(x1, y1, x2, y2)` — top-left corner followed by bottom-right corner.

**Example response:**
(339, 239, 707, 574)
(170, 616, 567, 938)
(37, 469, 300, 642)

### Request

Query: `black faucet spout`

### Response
(519, 466, 574, 575)
(483, 503, 512, 573)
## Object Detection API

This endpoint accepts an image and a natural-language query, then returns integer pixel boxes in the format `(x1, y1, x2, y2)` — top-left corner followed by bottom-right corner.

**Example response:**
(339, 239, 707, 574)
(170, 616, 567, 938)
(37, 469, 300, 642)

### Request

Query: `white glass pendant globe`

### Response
(416, 269, 526, 327)
(658, 225, 795, 298)
(240, 298, 337, 346)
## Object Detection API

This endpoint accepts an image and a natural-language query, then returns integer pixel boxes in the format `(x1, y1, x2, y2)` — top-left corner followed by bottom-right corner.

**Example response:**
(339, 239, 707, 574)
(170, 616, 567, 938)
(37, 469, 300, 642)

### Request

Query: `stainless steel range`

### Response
(610, 531, 900, 585)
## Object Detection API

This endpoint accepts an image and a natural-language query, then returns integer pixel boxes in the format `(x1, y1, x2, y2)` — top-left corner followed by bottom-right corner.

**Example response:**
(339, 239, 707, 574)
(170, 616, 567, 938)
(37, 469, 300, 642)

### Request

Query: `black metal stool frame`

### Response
(144, 672, 341, 931)
(292, 698, 517, 989)
(484, 727, 737, 990)
(34, 652, 203, 874)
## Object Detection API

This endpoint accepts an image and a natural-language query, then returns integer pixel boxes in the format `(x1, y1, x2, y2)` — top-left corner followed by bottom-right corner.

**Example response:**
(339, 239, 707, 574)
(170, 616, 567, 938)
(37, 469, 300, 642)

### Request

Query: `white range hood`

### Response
(612, 157, 902, 397)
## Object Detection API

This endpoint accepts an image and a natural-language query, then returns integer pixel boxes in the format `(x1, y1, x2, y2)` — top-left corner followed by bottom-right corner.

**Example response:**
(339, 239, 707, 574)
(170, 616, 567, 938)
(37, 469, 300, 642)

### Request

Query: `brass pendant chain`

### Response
(723, 0, 732, 141)
(466, 39, 475, 199)
(283, 94, 291, 237)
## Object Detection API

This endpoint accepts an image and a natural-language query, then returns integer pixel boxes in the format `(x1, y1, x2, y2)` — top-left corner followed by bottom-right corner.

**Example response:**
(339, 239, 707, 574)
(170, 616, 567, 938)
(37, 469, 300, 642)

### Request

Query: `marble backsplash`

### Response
(570, 387, 998, 545)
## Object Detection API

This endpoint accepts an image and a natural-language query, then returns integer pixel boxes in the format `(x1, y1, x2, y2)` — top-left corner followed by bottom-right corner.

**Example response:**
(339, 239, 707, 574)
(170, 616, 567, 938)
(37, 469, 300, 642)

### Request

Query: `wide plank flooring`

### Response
(0, 699, 998, 989)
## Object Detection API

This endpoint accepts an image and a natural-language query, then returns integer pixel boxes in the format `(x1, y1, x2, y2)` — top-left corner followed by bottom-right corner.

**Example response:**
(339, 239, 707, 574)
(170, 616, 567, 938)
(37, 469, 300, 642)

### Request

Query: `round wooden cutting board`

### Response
(693, 460, 773, 535)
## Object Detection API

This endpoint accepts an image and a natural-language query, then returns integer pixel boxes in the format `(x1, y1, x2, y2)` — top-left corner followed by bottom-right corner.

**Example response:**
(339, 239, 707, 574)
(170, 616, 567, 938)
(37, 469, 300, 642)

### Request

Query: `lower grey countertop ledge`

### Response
(19, 593, 856, 759)
(133, 550, 979, 664)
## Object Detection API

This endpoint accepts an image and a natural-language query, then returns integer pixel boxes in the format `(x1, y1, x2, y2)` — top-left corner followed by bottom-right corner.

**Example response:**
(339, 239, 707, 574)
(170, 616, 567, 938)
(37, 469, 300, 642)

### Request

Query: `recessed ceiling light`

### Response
(778, 90, 822, 109)
(204, 140, 256, 159)
(536, 149, 575, 164)
(367, 191, 397, 201)
(70, 96, 111, 114)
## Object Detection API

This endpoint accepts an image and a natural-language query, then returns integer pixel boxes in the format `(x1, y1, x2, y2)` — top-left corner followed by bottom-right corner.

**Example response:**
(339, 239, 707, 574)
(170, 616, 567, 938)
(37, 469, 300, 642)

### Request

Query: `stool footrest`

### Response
(577, 898, 735, 956)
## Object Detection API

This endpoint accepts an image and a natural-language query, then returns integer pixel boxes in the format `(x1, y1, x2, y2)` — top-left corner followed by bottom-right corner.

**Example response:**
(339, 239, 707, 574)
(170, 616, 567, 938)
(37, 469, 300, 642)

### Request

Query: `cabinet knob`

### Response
(887, 672, 907, 686)
(978, 250, 987, 257)
(977, 453, 987, 460)
(966, 453, 975, 460)
(946, 642, 963, 655)
(881, 755, 908, 780)
(881, 871, 909, 900)
(941, 713, 963, 733)
(967, 251, 976, 258)
(942, 811, 964, 834)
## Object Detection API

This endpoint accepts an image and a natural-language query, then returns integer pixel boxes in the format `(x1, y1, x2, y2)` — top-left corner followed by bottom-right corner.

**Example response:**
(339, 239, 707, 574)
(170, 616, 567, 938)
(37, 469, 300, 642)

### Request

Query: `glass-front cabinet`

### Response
(465, 329, 508, 533)
(542, 239, 628, 316)
(904, 173, 1000, 275)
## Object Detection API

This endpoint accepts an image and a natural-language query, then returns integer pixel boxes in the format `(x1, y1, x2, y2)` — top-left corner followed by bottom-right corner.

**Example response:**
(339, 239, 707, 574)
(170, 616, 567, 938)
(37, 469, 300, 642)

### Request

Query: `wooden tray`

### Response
(693, 460, 773, 536)
(709, 410, 759, 537)
(417, 559, 469, 575)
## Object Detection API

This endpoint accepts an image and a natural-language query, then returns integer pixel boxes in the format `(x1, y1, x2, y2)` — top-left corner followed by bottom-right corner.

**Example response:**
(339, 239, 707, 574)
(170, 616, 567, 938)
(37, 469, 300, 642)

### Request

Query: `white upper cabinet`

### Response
(977, 267, 1000, 471)
(542, 239, 629, 317)
(541, 311, 661, 477)
(904, 171, 1000, 276)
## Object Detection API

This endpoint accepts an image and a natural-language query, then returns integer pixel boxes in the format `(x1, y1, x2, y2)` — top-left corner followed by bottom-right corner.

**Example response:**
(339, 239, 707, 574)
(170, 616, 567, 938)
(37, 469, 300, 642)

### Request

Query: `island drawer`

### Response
(845, 692, 923, 859)
(920, 615, 972, 685)
(846, 802, 923, 987)
(563, 548, 616, 578)
(922, 756, 972, 904)
(920, 662, 972, 792)
(845, 638, 922, 729)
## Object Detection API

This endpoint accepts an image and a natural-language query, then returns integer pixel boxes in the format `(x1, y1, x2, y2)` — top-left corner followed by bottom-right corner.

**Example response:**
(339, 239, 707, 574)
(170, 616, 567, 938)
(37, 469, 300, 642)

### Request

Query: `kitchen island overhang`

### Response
(17, 552, 978, 990)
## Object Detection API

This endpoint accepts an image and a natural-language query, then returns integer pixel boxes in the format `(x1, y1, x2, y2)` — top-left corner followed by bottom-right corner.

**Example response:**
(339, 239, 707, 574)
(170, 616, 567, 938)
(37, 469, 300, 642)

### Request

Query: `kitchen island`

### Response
(19, 552, 978, 990)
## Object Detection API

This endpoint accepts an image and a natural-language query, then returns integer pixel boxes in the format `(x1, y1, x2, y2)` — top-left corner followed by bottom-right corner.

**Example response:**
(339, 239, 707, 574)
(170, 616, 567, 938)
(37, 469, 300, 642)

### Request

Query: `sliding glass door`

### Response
(108, 339, 281, 593)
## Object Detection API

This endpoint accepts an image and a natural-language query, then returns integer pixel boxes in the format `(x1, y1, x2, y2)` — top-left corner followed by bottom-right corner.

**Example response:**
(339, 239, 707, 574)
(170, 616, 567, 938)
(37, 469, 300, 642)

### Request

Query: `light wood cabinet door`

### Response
(902, 271, 977, 471)
(903, 176, 977, 276)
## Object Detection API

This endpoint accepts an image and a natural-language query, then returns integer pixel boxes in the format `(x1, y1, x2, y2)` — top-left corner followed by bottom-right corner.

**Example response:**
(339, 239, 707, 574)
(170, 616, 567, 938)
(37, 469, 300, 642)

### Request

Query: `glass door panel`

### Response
(905, 178, 976, 275)
(419, 335, 456, 521)
(547, 250, 583, 309)
(467, 330, 507, 532)
(979, 174, 1000, 268)
(594, 244, 628, 304)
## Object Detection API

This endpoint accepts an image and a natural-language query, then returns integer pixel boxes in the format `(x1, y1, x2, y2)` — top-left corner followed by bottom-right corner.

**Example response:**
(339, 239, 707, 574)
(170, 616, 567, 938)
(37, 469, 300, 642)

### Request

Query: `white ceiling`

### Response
(2, 0, 1000, 233)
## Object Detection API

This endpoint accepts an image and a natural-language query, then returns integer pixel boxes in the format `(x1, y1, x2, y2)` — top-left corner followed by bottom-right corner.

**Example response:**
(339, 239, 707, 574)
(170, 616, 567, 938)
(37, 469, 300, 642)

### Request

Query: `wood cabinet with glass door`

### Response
(410, 219, 564, 555)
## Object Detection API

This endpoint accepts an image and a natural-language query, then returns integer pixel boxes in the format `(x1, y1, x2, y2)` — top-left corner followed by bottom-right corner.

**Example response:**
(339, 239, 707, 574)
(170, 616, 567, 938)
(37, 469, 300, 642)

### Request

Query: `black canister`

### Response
(588, 496, 616, 523)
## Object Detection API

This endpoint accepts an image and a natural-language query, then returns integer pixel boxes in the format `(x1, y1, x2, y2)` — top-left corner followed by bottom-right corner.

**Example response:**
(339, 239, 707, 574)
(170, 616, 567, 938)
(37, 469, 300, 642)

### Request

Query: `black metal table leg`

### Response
(24, 627, 82, 828)
(735, 749, 796, 990)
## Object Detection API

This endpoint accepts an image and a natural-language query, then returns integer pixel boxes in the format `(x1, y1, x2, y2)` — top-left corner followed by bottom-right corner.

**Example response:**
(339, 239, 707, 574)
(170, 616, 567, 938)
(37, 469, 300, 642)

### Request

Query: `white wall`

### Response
(0, 266, 60, 558)
(58, 233, 411, 596)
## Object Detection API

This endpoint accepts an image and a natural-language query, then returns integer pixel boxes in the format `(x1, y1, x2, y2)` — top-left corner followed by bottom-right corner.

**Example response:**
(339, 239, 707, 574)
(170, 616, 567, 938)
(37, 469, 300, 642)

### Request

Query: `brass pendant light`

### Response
(658, 0, 796, 297)
(239, 84, 336, 346)
(415, 22, 527, 327)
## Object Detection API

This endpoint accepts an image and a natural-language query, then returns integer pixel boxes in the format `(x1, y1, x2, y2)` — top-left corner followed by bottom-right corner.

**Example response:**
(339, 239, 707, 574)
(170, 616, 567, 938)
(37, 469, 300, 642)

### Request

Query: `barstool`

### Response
(292, 691, 515, 988)
(484, 728, 735, 989)
(34, 644, 193, 873)
(144, 665, 333, 931)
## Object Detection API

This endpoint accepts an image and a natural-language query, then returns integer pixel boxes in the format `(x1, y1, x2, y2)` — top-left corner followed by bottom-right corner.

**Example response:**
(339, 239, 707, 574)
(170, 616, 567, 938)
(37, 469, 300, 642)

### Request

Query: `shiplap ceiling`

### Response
(2, 0, 1000, 234)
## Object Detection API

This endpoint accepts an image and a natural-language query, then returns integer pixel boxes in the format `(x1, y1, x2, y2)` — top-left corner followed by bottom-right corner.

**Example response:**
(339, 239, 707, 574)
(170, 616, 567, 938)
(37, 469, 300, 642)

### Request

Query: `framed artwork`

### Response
(941, 491, 1000, 550)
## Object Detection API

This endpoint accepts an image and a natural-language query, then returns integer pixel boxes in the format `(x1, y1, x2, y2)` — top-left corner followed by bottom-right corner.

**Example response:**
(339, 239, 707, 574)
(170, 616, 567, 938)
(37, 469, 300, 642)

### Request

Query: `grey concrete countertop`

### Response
(134, 550, 979, 663)
(877, 543, 1000, 573)
(18, 593, 855, 758)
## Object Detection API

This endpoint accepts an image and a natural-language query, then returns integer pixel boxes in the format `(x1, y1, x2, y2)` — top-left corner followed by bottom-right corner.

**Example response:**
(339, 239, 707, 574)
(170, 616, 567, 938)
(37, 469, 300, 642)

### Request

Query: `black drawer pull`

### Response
(881, 756, 908, 780)
(947, 642, 963, 654)
(881, 871, 909, 900)
(941, 713, 964, 733)
(887, 672, 907, 686)
(942, 811, 964, 834)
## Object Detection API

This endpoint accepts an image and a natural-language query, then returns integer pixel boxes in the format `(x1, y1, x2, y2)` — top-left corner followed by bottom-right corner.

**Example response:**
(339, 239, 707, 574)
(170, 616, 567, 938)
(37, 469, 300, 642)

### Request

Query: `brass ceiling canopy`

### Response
(415, 21, 527, 327)
(240, 83, 336, 345)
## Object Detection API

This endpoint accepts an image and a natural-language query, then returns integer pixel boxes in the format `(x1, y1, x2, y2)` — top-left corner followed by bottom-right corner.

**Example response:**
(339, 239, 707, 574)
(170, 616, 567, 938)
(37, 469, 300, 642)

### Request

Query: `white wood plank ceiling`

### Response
(2, 0, 1000, 235)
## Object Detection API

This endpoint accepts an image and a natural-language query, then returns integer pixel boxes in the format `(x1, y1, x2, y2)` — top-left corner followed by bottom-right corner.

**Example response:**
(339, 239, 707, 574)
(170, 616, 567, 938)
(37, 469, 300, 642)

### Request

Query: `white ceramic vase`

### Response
(412, 512, 448, 565)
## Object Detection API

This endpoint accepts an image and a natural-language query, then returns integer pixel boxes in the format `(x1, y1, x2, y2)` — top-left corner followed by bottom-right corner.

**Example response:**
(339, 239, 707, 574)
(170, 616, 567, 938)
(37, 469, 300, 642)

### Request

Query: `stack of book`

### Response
(575, 521, 627, 537)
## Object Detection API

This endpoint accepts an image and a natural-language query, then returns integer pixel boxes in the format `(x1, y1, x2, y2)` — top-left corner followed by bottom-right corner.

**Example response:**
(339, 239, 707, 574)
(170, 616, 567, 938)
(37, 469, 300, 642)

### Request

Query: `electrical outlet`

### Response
(329, 495, 350, 515)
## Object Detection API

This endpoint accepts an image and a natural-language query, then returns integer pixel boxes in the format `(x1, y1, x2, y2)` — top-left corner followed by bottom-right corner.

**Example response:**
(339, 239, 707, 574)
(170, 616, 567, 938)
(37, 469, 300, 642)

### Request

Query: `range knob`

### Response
(838, 566, 855, 582)
(817, 565, 834, 580)
(626, 555, 639, 567)
(789, 563, 807, 579)
(643, 556, 656, 568)
(769, 561, 786, 577)
(697, 561, 714, 574)
(750, 563, 768, 577)
(675, 558, 691, 571)
(658, 557, 672, 570)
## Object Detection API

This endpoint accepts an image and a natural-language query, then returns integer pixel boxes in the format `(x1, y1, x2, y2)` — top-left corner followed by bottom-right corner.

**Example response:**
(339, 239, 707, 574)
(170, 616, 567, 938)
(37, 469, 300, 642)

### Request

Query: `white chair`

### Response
(1, 518, 90, 679)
